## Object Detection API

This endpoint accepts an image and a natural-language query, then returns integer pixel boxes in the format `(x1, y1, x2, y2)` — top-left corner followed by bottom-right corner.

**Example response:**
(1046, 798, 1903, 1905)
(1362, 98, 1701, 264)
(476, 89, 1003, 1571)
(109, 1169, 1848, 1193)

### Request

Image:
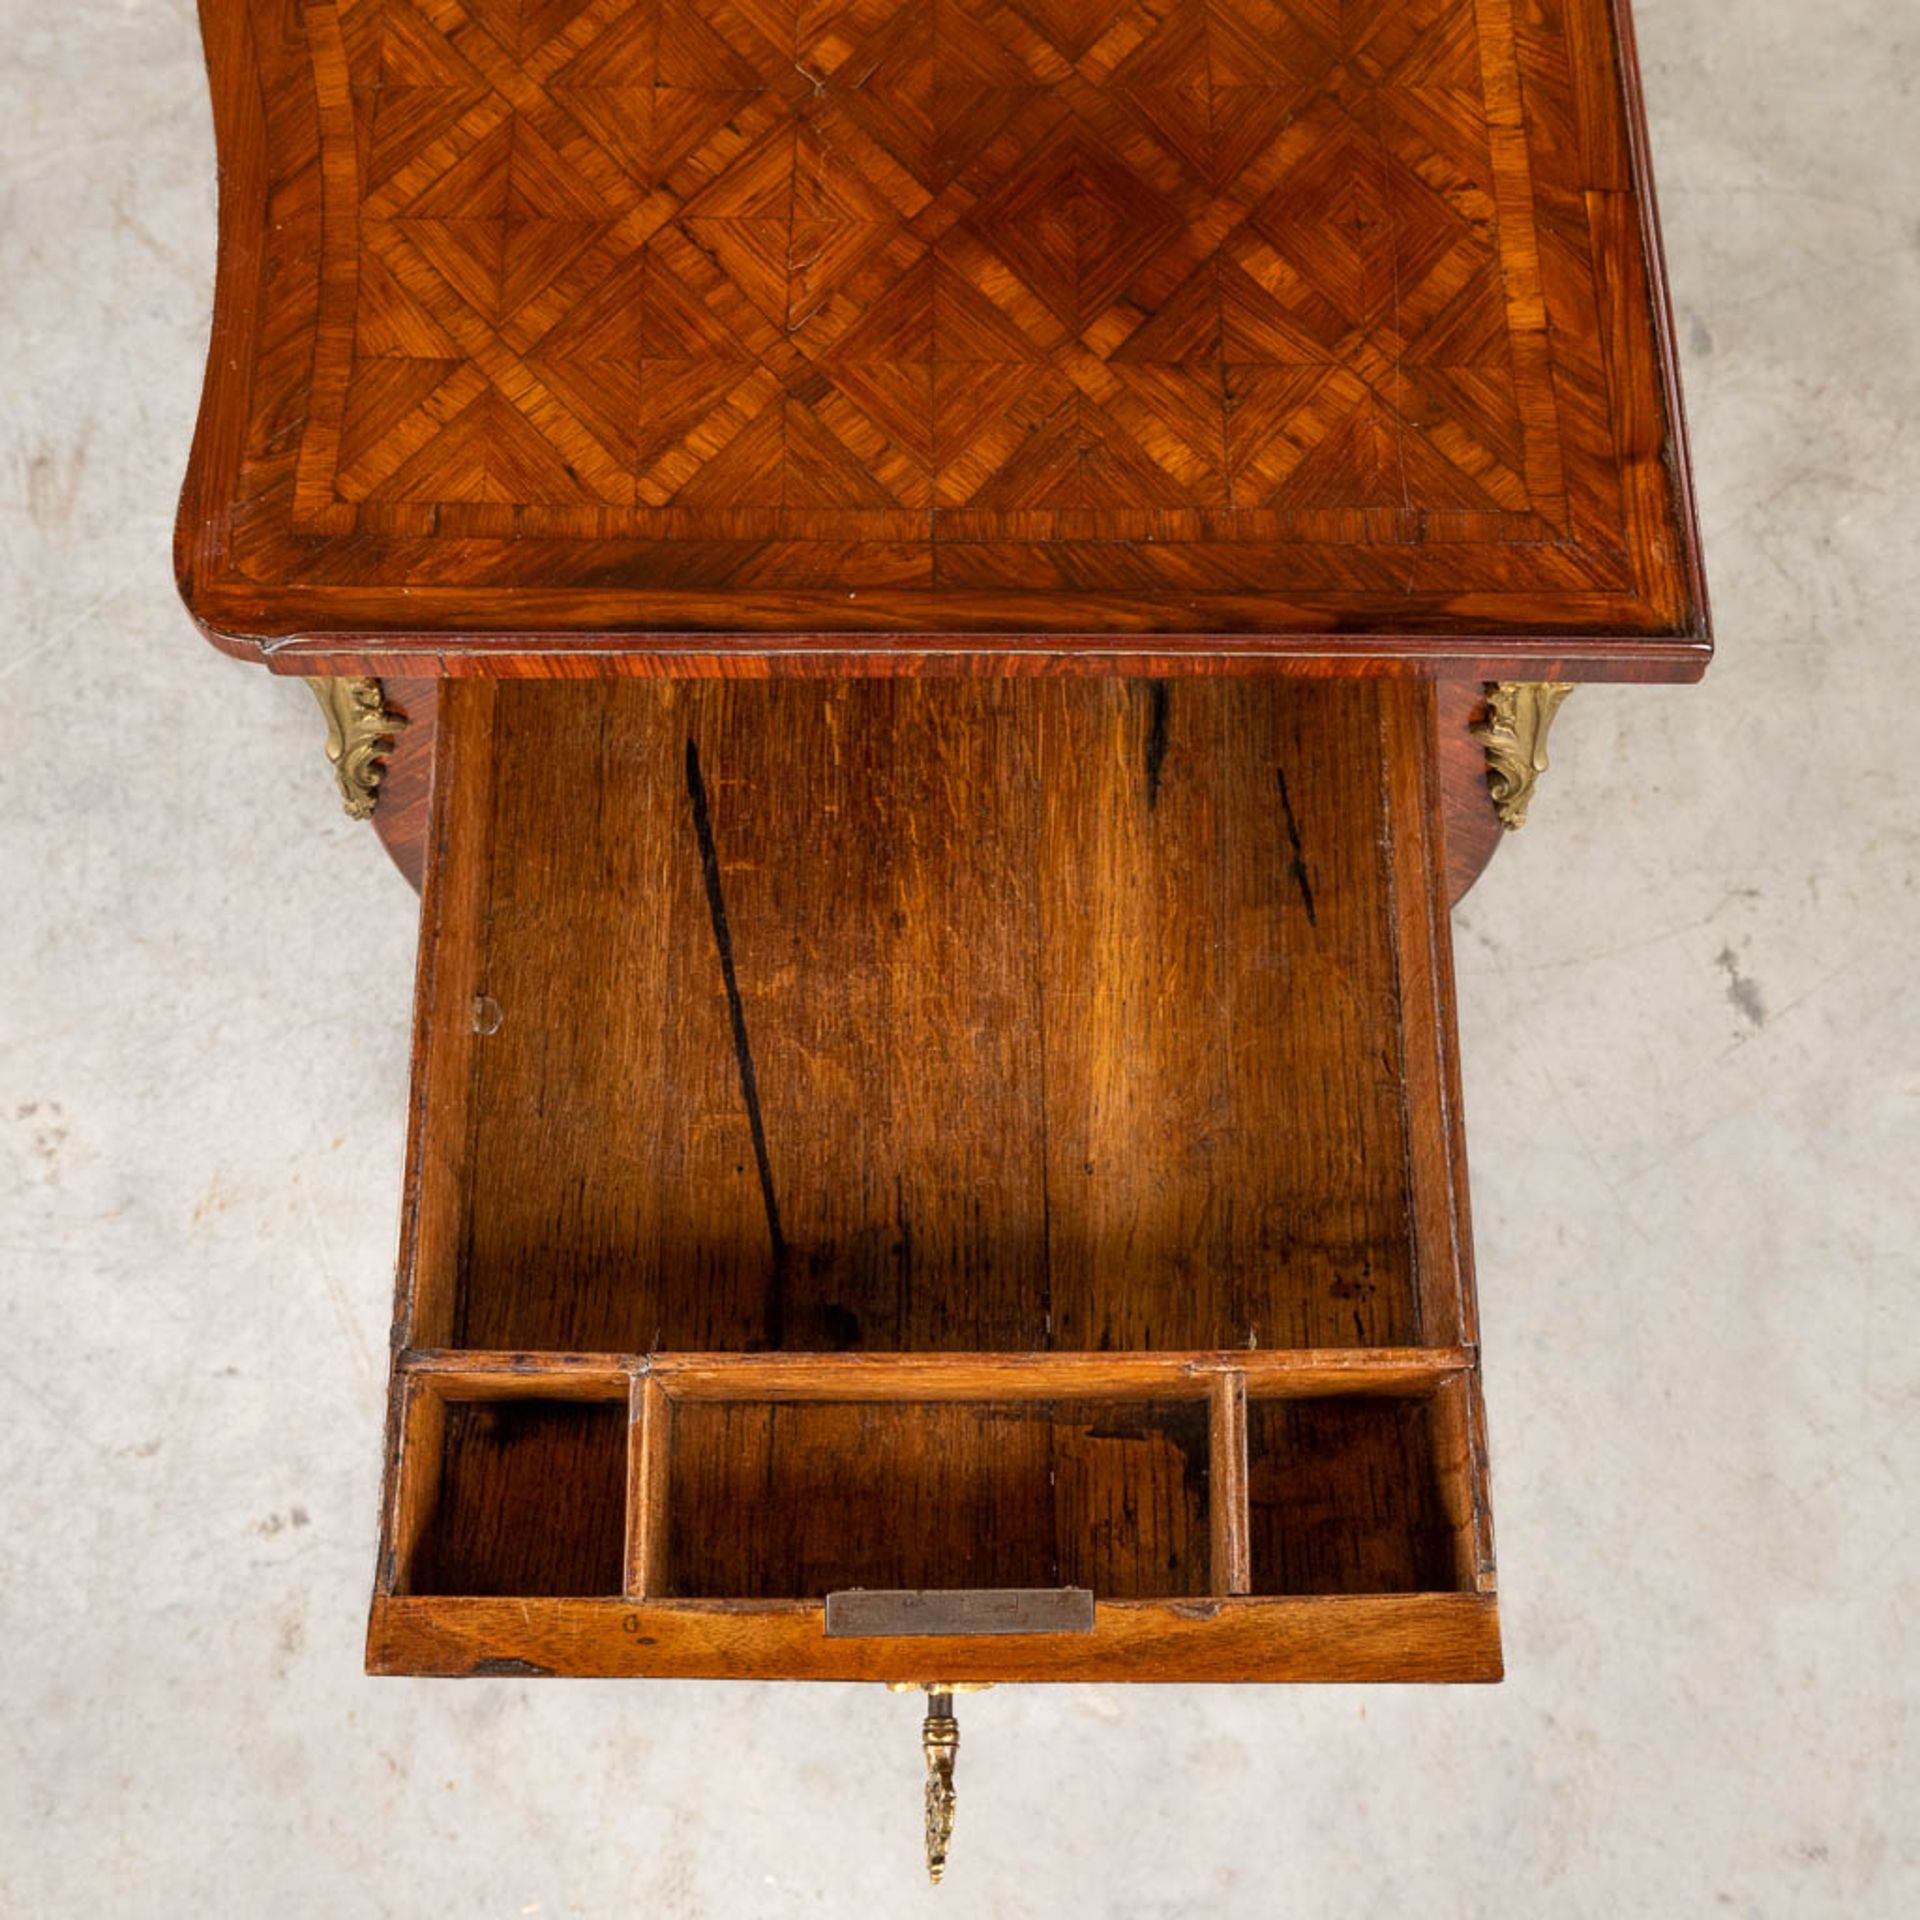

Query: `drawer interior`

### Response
(661, 1398, 1212, 1601)
(415, 677, 1440, 1357)
(404, 1396, 628, 1598)
(1246, 1394, 1466, 1596)
(389, 1367, 1484, 1612)
(372, 676, 1497, 1682)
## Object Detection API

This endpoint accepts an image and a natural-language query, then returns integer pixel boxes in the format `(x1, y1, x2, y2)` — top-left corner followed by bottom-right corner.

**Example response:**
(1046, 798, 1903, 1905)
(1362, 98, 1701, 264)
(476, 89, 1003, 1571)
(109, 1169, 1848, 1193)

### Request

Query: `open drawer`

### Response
(367, 676, 1498, 1683)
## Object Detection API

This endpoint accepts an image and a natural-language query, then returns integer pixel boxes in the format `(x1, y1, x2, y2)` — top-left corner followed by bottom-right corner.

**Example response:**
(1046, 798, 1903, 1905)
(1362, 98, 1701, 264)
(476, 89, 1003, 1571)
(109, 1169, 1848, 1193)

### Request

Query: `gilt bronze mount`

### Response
(1474, 682, 1577, 831)
(305, 676, 405, 821)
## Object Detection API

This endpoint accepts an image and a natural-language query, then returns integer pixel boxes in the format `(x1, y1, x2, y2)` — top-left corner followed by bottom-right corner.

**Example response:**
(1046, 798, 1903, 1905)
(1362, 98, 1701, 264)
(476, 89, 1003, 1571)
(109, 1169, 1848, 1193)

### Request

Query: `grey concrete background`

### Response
(2, 1, 1915, 1913)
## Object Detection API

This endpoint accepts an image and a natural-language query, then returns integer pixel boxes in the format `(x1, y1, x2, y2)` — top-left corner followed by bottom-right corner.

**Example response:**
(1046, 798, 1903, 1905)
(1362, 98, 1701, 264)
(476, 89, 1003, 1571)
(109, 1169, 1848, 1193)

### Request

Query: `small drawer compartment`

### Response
(659, 1398, 1211, 1601)
(398, 1390, 627, 1598)
(1247, 1395, 1466, 1597)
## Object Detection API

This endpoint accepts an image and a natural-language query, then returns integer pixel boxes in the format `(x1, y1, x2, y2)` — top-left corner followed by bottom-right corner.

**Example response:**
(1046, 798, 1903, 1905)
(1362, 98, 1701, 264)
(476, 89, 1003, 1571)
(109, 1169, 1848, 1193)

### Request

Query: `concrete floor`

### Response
(3, 1, 1917, 1913)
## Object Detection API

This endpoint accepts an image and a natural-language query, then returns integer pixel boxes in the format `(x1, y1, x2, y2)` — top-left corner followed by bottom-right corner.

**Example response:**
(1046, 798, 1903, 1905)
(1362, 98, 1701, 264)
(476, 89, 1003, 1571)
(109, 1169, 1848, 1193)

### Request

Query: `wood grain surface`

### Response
(366, 1591, 1503, 1682)
(179, 0, 1706, 672)
(661, 1398, 1212, 1600)
(362, 672, 1515, 901)
(402, 675, 1470, 1357)
(1245, 1395, 1457, 1595)
(404, 1396, 628, 1595)
(396, 1346, 1477, 1399)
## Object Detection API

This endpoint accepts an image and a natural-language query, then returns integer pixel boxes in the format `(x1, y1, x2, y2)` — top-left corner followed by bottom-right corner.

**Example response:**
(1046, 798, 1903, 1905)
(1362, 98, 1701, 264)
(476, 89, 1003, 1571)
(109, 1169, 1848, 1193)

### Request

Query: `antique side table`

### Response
(180, 0, 1706, 1879)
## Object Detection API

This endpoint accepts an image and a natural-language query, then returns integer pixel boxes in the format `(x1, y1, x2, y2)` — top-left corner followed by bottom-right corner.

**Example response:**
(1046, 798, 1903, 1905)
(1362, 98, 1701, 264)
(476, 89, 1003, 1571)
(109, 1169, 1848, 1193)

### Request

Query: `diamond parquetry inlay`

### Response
(286, 0, 1582, 578)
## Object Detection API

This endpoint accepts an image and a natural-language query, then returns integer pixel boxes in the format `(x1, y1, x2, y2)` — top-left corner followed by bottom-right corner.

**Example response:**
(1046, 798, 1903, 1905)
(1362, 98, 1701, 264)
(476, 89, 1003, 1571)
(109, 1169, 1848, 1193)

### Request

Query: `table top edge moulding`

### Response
(176, 0, 1709, 680)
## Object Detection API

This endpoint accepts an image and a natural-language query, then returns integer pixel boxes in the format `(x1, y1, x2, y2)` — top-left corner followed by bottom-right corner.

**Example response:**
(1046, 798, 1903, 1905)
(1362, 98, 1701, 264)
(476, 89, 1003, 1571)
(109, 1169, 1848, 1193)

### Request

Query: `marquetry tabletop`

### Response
(178, 0, 1707, 676)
